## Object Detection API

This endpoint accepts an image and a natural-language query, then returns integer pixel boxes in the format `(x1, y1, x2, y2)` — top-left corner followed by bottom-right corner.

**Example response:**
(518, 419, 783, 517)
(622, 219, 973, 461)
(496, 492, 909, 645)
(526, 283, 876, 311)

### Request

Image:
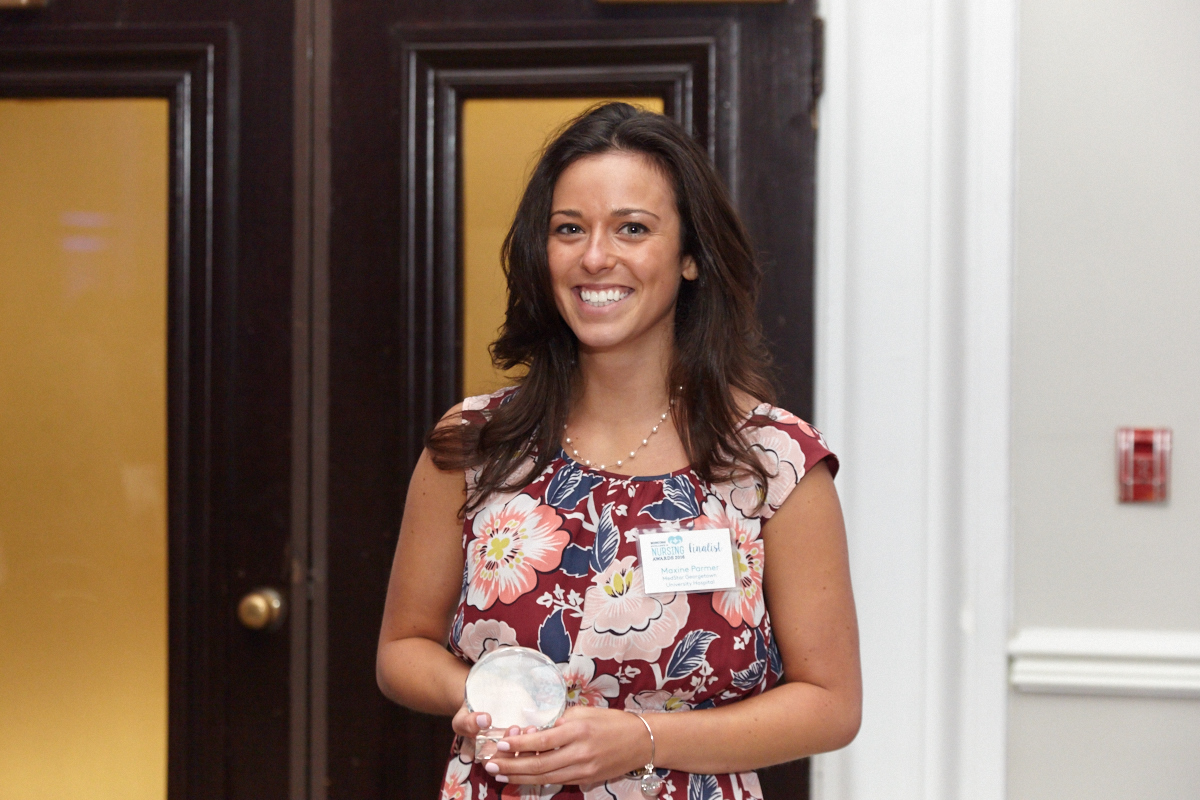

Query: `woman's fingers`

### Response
(450, 704, 490, 738)
(482, 747, 580, 784)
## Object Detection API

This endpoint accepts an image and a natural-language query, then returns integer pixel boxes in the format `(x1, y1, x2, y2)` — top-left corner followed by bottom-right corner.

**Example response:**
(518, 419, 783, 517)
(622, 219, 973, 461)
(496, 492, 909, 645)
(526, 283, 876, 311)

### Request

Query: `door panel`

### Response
(0, 17, 295, 800)
(328, 3, 817, 799)
(0, 96, 169, 800)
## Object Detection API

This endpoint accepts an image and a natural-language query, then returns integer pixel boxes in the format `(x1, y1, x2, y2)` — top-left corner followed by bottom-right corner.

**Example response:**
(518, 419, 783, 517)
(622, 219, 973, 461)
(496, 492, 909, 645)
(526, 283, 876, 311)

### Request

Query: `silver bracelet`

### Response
(625, 711, 664, 797)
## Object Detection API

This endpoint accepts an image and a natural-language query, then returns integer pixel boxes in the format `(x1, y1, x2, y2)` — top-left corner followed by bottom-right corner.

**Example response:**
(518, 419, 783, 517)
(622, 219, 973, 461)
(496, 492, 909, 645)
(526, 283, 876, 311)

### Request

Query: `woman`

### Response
(377, 102, 860, 799)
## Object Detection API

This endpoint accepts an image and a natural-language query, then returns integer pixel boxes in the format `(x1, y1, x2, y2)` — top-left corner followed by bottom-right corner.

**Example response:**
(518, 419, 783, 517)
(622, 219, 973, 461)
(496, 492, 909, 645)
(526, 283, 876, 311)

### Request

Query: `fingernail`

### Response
(496, 776, 509, 784)
(496, 741, 510, 752)
(507, 726, 520, 736)
(476, 714, 490, 728)
(484, 762, 500, 775)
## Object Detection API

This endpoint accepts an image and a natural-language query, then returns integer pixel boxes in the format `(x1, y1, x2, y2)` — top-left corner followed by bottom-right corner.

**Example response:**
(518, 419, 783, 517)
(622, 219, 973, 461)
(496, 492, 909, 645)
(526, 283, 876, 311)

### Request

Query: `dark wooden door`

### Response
(2, 1, 820, 797)
(0, 3, 301, 799)
(325, 3, 821, 799)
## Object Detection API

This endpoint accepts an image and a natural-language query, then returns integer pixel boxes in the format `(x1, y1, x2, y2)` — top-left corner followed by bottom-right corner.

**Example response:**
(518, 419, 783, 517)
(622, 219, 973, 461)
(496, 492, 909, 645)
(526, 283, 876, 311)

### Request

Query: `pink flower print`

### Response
(559, 655, 620, 708)
(736, 771, 764, 799)
(457, 619, 519, 661)
(624, 689, 693, 713)
(752, 403, 828, 445)
(574, 556, 690, 663)
(462, 387, 512, 412)
(440, 755, 472, 800)
(467, 494, 569, 610)
(582, 777, 648, 800)
(723, 425, 805, 516)
(697, 495, 765, 628)
(502, 784, 562, 800)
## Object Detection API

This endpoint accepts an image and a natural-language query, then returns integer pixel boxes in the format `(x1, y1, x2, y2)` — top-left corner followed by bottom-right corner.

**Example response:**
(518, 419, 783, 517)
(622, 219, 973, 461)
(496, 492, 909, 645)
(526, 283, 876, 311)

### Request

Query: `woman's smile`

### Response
(577, 285, 633, 308)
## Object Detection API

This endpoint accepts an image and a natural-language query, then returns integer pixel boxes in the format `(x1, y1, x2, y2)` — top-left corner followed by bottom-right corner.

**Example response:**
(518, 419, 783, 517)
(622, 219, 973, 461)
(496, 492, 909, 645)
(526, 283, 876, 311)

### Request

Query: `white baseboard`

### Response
(1009, 628, 1200, 699)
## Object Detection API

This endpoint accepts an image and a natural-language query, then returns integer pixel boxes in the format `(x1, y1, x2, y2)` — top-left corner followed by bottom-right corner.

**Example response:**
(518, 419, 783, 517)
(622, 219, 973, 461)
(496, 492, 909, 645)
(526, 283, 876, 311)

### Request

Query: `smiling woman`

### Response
(376, 103, 860, 799)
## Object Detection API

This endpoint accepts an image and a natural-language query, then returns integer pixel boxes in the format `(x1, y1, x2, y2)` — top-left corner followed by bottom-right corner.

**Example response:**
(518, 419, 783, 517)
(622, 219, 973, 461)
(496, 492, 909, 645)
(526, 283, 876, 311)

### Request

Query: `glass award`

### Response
(464, 646, 567, 762)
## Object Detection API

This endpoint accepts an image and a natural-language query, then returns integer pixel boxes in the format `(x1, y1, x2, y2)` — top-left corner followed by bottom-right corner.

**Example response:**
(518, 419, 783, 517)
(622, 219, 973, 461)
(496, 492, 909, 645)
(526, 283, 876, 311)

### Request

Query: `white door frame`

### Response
(811, 1, 1018, 798)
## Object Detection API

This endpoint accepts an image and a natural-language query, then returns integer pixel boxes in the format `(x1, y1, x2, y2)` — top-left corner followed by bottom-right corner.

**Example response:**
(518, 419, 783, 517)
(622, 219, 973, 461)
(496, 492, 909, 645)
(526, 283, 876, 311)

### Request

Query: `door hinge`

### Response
(810, 15, 825, 131)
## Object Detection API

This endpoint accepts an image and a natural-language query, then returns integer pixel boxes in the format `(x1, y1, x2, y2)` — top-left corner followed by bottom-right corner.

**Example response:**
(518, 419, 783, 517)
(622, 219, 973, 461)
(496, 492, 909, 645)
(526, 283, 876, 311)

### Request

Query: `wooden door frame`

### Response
(395, 22, 737, 461)
(0, 27, 236, 800)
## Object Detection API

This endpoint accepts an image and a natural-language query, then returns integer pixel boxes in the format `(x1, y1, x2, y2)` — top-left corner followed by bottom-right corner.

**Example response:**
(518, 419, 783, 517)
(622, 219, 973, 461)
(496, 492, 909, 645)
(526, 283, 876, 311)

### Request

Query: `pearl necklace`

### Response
(564, 401, 673, 472)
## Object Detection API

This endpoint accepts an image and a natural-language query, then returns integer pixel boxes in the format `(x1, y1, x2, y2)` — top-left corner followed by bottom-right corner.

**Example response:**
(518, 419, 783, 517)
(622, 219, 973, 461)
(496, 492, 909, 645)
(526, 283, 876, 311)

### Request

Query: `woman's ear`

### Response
(681, 255, 699, 281)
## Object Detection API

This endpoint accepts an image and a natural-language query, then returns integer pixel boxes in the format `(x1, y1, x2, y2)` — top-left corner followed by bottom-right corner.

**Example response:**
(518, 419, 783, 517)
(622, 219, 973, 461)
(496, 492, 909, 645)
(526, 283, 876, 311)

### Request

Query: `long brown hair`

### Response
(428, 102, 775, 513)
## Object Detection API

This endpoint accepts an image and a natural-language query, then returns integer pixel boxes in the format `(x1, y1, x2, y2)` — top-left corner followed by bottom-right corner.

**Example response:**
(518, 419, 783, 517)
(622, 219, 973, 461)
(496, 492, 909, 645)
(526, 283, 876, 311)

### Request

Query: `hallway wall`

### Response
(1009, 0, 1200, 796)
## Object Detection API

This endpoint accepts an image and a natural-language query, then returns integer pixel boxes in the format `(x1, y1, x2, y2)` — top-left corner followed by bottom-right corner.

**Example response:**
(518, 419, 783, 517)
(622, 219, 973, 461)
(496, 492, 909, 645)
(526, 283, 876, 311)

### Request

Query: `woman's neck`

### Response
(572, 344, 672, 427)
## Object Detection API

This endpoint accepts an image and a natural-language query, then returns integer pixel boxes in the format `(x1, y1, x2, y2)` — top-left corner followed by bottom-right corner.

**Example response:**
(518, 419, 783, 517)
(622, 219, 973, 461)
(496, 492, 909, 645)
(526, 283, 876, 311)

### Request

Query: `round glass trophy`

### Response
(464, 646, 567, 762)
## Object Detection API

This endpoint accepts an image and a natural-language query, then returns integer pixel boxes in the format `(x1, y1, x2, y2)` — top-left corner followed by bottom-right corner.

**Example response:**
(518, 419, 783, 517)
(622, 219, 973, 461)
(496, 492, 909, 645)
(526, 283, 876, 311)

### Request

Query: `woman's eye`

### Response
(554, 223, 584, 235)
(621, 223, 648, 236)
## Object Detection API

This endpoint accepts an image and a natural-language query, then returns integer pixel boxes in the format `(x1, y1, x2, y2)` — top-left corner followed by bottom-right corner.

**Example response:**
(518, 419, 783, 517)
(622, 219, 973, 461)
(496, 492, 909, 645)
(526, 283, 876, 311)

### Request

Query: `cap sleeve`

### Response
(740, 404, 838, 521)
(459, 386, 519, 501)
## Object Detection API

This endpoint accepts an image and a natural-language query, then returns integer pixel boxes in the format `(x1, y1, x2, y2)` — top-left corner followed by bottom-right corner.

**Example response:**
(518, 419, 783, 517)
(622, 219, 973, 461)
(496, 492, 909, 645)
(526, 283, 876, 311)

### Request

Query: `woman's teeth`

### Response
(580, 288, 629, 307)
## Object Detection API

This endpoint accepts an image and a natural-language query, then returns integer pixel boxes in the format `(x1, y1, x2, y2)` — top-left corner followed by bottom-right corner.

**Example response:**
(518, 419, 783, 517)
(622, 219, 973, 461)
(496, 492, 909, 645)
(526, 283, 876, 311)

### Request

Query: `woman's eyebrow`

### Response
(550, 208, 582, 218)
(612, 208, 660, 220)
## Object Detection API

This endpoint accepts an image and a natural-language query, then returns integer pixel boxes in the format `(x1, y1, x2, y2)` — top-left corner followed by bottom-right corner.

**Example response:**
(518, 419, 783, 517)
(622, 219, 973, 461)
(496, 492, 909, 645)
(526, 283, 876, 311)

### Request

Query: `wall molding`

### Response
(1009, 628, 1200, 699)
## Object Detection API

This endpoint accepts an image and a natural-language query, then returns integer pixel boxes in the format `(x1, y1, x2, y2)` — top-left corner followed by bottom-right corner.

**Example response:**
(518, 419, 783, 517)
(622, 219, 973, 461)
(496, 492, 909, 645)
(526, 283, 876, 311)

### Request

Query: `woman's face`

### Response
(547, 150, 697, 356)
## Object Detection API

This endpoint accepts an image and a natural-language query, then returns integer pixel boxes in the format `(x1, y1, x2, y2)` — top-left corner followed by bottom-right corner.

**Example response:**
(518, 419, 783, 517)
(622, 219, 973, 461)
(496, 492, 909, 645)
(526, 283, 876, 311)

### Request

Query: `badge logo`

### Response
(668, 534, 683, 545)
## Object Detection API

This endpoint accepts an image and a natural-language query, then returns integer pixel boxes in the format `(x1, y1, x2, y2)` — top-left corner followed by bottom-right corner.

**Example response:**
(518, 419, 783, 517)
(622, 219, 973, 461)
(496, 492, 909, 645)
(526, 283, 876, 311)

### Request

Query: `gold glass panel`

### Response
(0, 98, 169, 800)
(460, 97, 666, 398)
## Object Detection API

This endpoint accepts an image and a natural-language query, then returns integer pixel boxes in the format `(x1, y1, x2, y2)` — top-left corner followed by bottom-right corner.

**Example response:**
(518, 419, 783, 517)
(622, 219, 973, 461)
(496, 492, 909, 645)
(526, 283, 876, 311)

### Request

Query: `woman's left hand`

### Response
(481, 706, 654, 786)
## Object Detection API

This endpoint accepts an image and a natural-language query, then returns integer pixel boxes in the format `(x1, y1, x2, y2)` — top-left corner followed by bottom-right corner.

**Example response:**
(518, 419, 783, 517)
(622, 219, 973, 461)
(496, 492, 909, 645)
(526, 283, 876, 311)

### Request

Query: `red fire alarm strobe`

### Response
(1117, 428, 1172, 503)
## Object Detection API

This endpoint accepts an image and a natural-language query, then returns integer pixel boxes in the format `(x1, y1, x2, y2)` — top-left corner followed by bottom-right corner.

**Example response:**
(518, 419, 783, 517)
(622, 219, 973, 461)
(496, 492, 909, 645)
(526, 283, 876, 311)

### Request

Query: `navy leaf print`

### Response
(730, 657, 767, 691)
(546, 460, 604, 510)
(688, 773, 722, 800)
(451, 608, 464, 647)
(664, 629, 719, 681)
(537, 609, 571, 664)
(754, 628, 768, 661)
(640, 475, 701, 521)
(768, 636, 784, 679)
(694, 698, 716, 710)
(590, 503, 619, 573)
(560, 543, 592, 577)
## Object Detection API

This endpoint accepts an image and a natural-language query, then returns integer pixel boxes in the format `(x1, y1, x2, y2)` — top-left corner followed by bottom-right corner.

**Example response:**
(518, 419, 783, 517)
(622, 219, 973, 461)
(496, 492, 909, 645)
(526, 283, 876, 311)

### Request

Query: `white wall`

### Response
(1008, 0, 1200, 796)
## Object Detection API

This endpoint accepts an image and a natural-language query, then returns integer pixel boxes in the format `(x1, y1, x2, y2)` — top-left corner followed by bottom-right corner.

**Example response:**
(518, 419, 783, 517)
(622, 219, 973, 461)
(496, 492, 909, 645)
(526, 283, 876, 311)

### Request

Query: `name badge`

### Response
(635, 528, 738, 596)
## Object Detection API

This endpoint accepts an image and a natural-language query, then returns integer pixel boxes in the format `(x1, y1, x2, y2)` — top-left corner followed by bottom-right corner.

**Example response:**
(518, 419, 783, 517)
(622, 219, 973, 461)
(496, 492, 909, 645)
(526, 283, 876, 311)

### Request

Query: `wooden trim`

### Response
(0, 28, 235, 800)
(292, 0, 332, 795)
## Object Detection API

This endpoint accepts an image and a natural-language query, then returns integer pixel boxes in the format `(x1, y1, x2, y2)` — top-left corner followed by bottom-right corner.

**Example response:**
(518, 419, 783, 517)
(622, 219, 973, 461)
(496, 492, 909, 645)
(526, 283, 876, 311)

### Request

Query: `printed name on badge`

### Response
(636, 528, 738, 595)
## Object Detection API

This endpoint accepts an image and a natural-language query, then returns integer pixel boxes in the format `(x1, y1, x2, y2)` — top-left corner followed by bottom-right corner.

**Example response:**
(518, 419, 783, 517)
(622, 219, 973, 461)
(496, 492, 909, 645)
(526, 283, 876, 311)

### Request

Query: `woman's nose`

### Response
(580, 231, 613, 273)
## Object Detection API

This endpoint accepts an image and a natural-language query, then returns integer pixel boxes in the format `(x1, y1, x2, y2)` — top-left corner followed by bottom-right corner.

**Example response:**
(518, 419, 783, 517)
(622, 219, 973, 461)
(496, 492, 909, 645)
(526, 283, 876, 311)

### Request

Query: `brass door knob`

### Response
(237, 588, 285, 630)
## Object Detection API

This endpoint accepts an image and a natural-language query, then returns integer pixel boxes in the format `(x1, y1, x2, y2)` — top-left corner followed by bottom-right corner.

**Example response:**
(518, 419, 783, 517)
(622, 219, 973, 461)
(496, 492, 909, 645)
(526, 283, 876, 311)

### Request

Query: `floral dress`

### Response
(440, 388, 838, 800)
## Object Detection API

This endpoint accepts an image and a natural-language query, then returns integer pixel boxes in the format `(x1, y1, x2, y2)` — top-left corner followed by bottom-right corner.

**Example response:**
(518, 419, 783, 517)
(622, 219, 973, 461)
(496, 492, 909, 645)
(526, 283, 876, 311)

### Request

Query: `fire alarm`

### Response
(1116, 428, 1171, 503)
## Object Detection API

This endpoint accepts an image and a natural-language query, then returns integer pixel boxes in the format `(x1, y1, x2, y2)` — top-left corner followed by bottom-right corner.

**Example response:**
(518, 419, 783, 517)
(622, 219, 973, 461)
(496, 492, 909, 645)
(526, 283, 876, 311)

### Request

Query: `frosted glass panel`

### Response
(460, 97, 665, 397)
(0, 98, 169, 800)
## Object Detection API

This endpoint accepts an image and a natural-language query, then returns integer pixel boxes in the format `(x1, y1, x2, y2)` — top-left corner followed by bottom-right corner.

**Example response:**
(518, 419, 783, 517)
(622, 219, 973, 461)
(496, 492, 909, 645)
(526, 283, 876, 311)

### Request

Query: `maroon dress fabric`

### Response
(440, 388, 837, 800)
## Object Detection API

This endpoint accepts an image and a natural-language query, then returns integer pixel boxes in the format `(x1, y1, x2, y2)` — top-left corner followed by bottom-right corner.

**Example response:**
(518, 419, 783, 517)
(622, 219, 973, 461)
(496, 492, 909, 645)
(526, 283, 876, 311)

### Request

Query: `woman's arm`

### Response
(484, 459, 860, 784)
(376, 410, 472, 716)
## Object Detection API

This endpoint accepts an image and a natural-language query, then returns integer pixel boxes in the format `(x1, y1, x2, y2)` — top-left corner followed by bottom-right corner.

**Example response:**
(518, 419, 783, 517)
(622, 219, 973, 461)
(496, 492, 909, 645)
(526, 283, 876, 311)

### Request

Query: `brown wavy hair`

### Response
(428, 102, 776, 513)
